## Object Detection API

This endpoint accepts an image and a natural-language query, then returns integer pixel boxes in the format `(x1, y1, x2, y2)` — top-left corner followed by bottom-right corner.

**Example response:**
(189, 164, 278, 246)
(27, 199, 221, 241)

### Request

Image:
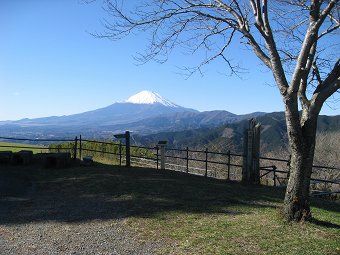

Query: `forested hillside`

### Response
(135, 112, 340, 156)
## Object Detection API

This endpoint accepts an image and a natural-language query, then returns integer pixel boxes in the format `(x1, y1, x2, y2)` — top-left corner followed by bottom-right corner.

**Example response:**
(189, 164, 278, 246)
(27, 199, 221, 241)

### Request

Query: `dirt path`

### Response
(0, 166, 160, 255)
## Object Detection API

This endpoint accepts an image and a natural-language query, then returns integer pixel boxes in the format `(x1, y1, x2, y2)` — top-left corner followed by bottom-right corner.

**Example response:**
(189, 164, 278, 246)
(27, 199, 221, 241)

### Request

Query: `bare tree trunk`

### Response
(283, 105, 318, 221)
(100, 0, 339, 222)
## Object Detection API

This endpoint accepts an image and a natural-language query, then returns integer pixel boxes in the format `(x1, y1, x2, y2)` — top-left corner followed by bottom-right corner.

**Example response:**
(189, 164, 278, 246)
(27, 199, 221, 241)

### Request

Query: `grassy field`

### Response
(0, 141, 46, 153)
(1, 163, 339, 254)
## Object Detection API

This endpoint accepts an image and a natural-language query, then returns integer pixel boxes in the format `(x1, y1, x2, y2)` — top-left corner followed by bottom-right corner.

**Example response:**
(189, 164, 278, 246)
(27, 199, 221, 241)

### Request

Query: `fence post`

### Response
(186, 147, 189, 173)
(125, 131, 131, 167)
(79, 135, 82, 160)
(242, 118, 261, 184)
(157, 141, 167, 170)
(119, 141, 122, 167)
(227, 150, 231, 180)
(253, 123, 261, 184)
(73, 136, 78, 160)
(205, 148, 208, 177)
(156, 146, 159, 170)
(273, 165, 277, 186)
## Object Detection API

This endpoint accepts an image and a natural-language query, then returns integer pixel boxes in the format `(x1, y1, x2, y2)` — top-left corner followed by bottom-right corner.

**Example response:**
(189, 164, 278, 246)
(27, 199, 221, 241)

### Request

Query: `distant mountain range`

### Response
(135, 112, 340, 153)
(1, 91, 339, 152)
(0, 91, 264, 139)
(6, 91, 197, 127)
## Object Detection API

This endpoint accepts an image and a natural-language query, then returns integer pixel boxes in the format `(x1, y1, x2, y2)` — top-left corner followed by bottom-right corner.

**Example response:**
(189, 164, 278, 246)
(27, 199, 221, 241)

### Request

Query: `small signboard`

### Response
(114, 131, 131, 167)
(114, 133, 127, 139)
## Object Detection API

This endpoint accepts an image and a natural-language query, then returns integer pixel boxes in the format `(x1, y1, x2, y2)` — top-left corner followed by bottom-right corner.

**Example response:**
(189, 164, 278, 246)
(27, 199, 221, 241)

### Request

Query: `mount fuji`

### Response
(6, 91, 196, 126)
(125, 90, 181, 108)
(0, 91, 198, 137)
(0, 90, 267, 138)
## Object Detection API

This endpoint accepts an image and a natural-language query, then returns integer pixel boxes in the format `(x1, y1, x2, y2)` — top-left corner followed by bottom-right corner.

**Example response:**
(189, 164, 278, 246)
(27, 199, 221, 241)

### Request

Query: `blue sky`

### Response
(1, 0, 339, 121)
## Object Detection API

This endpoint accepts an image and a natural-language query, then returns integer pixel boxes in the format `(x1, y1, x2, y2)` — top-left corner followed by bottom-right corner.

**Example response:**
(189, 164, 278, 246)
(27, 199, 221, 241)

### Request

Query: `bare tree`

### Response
(98, 0, 340, 222)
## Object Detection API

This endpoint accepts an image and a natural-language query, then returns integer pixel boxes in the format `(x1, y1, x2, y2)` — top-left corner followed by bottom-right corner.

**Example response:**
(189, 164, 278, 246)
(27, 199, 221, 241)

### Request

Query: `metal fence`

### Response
(0, 135, 339, 196)
(259, 156, 340, 196)
(163, 147, 244, 181)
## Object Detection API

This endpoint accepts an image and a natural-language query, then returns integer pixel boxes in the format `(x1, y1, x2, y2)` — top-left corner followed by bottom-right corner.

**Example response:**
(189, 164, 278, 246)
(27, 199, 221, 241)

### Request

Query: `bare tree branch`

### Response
(98, 0, 339, 104)
(313, 58, 340, 105)
(95, 0, 340, 223)
(289, 0, 338, 96)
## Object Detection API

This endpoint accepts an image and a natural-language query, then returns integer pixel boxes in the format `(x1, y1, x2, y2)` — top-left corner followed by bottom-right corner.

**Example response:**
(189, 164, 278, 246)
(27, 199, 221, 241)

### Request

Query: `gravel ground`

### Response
(0, 166, 161, 255)
(0, 220, 158, 255)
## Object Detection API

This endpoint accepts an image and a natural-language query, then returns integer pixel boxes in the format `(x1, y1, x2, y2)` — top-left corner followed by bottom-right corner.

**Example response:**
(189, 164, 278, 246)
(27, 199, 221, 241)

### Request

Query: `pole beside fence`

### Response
(186, 147, 189, 173)
(156, 146, 159, 170)
(79, 135, 82, 160)
(205, 148, 208, 177)
(73, 136, 78, 160)
(119, 141, 122, 167)
(227, 150, 231, 180)
(157, 141, 167, 170)
(242, 118, 261, 184)
(125, 131, 131, 167)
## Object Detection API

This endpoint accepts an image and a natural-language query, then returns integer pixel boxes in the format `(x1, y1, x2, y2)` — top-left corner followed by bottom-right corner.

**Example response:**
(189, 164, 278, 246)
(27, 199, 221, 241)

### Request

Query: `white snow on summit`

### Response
(126, 91, 179, 108)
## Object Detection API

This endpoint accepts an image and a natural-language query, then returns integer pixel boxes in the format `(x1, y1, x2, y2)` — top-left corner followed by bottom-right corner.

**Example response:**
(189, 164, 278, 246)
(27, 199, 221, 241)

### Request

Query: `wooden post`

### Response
(125, 131, 130, 167)
(242, 119, 261, 184)
(156, 146, 159, 169)
(119, 141, 122, 166)
(186, 147, 189, 173)
(273, 166, 276, 186)
(227, 150, 230, 180)
(113, 131, 131, 167)
(205, 148, 208, 177)
(252, 123, 261, 184)
(73, 136, 78, 160)
(160, 144, 166, 170)
(157, 141, 167, 170)
(247, 128, 253, 181)
(79, 135, 82, 160)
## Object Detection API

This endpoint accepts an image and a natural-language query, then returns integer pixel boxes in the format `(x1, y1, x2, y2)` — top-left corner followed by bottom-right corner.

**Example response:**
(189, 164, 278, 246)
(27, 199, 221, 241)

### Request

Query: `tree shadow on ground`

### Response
(310, 218, 340, 229)
(0, 163, 338, 226)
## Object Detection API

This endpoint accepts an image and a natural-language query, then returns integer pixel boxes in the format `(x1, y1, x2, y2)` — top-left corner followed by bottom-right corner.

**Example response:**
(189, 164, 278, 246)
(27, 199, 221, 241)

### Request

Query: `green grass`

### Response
(2, 163, 339, 254)
(0, 141, 46, 153)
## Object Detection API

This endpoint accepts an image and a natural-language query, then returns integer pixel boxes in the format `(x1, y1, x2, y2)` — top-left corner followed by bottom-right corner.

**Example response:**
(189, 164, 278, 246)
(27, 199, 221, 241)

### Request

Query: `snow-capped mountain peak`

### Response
(126, 91, 179, 108)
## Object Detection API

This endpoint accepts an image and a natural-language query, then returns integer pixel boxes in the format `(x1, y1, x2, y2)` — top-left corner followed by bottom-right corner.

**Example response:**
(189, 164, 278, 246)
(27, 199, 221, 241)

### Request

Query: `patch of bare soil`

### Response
(0, 166, 161, 255)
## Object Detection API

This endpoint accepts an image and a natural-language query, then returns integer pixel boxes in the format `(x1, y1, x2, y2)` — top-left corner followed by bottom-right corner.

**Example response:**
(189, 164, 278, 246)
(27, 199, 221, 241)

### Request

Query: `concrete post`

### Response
(252, 123, 261, 184)
(157, 141, 167, 170)
(242, 118, 261, 184)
